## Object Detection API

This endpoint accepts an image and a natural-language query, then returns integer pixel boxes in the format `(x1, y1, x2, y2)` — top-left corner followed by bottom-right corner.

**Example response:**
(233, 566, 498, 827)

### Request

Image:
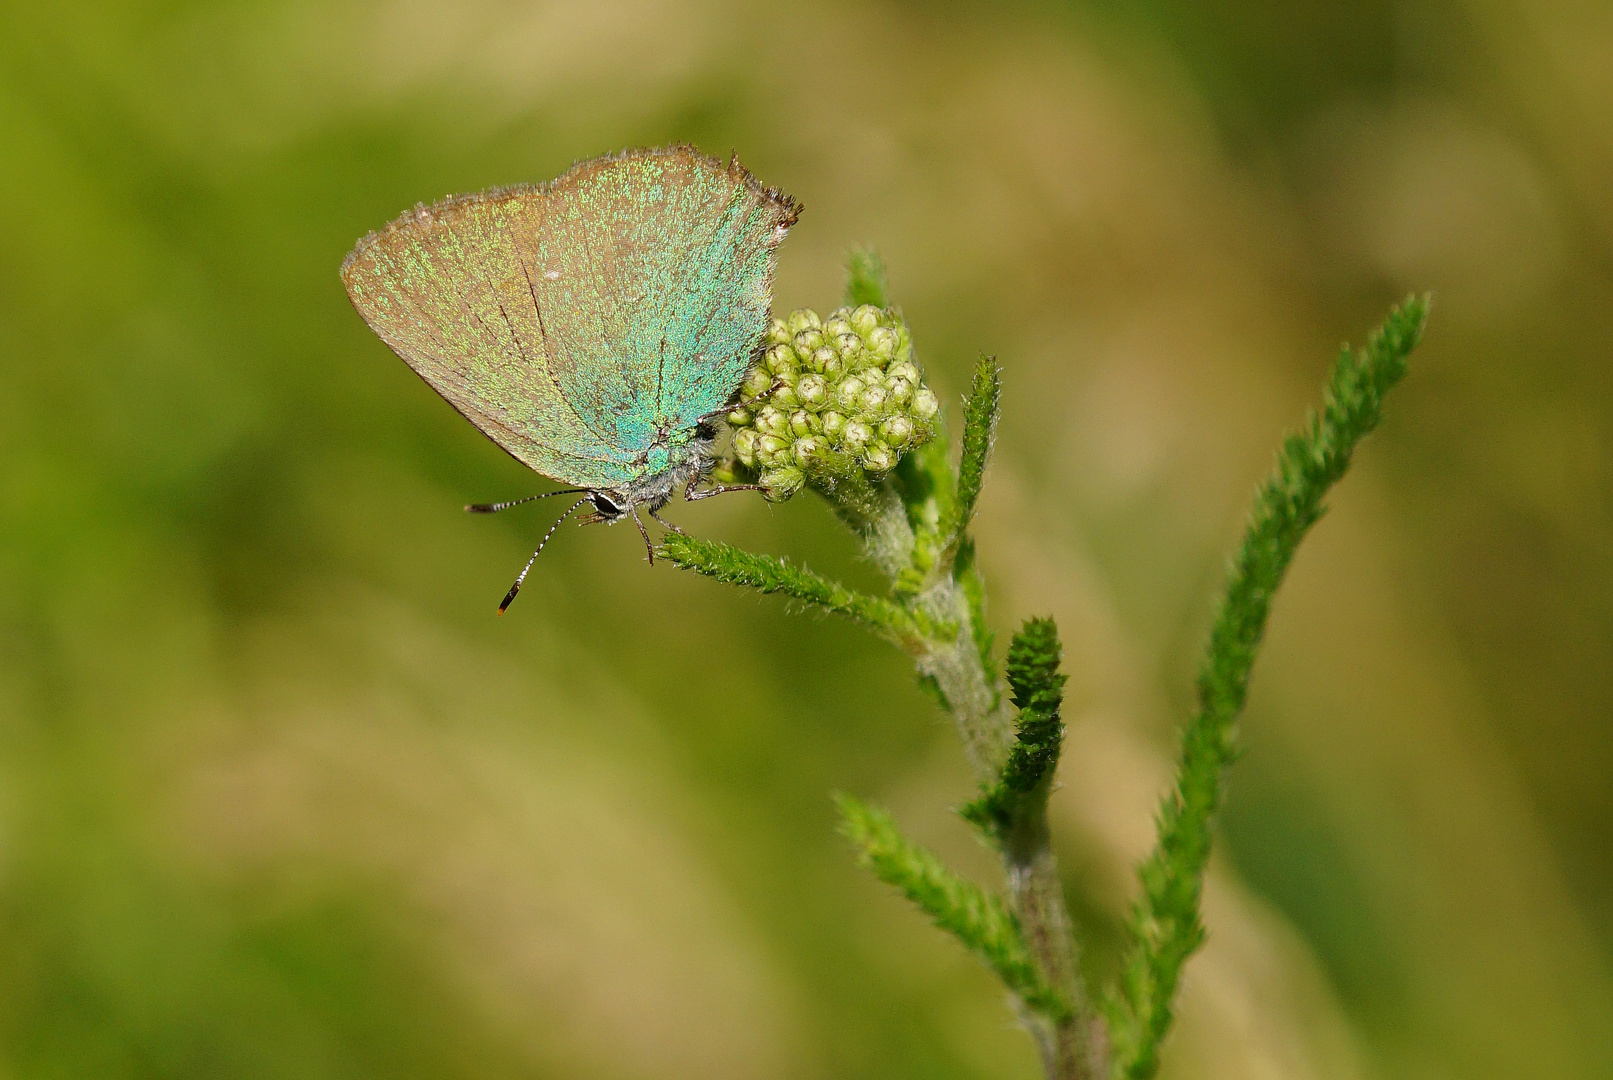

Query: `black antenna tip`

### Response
(466, 503, 496, 513)
(498, 585, 520, 614)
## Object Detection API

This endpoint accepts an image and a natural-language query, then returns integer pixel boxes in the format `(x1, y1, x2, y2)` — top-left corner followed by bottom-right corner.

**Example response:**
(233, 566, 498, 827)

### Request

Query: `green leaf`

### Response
(1103, 296, 1430, 1080)
(939, 355, 1001, 564)
(657, 533, 950, 650)
(835, 793, 1070, 1020)
(961, 617, 1066, 835)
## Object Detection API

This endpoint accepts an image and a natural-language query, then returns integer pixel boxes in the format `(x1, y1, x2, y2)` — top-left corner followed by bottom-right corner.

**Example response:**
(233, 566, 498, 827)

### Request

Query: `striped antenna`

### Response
(498, 497, 591, 614)
(467, 488, 587, 514)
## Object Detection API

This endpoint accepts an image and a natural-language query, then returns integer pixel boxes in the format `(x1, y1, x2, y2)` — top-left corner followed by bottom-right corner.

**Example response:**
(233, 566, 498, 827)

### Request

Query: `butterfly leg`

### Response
(629, 507, 656, 564)
(683, 472, 766, 503)
(647, 506, 689, 536)
(695, 378, 787, 426)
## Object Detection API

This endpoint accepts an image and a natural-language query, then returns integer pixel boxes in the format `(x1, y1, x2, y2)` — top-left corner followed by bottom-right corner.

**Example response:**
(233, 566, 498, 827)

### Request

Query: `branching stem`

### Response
(665, 253, 1424, 1080)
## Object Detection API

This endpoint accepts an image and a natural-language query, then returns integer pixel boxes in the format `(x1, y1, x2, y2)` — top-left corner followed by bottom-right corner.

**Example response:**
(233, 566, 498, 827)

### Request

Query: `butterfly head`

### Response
(577, 489, 627, 526)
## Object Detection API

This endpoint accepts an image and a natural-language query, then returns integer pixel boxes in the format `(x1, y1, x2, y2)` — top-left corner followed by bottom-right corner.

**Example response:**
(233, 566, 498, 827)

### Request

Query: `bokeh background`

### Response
(3, 1, 1611, 1077)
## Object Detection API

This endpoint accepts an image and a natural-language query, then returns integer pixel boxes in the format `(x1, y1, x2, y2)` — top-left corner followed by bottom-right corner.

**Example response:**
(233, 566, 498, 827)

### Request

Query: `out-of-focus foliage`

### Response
(1, 2, 1610, 1079)
(1106, 298, 1426, 1080)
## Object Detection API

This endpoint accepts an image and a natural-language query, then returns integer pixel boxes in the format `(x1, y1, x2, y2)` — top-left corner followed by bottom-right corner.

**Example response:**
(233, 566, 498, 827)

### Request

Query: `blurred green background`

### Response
(2, 1, 1611, 1077)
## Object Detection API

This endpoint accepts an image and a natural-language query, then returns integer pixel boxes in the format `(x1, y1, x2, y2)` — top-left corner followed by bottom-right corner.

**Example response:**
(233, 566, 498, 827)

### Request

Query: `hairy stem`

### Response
(905, 456, 1100, 1080)
(1008, 808, 1107, 1078)
(818, 473, 919, 581)
(914, 579, 1014, 777)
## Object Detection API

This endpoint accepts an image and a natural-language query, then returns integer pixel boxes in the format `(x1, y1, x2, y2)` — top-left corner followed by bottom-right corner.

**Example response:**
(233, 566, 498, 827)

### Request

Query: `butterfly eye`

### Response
(590, 492, 623, 517)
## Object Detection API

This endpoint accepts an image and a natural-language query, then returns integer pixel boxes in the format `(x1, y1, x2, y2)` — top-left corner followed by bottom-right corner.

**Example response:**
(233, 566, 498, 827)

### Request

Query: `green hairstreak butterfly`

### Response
(341, 145, 799, 611)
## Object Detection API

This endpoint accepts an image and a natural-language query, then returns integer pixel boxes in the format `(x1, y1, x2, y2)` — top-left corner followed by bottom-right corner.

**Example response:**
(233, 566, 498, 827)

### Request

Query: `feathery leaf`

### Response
(962, 617, 1066, 834)
(844, 246, 890, 308)
(837, 793, 1070, 1019)
(658, 533, 948, 650)
(1103, 295, 1429, 1080)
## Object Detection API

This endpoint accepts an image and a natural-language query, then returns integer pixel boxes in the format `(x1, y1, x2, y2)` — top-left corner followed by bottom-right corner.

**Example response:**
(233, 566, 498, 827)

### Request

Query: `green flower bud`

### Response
(770, 382, 800, 410)
(764, 343, 797, 375)
(756, 434, 790, 468)
(743, 366, 774, 399)
(747, 306, 935, 482)
(760, 465, 805, 501)
(755, 406, 789, 437)
(793, 435, 827, 467)
(912, 387, 939, 420)
(866, 326, 898, 360)
(707, 459, 745, 486)
(862, 442, 897, 473)
(732, 426, 760, 466)
(786, 309, 822, 335)
(887, 360, 920, 384)
(879, 415, 915, 448)
(797, 373, 829, 410)
(860, 381, 890, 416)
(835, 376, 866, 411)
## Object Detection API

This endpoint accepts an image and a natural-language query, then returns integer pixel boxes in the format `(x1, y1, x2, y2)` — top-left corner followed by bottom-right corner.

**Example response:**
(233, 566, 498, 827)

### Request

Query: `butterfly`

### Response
(341, 146, 799, 611)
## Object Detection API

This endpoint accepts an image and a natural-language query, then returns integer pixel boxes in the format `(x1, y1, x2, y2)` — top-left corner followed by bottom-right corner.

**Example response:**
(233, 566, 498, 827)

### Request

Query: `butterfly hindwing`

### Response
(341, 147, 798, 489)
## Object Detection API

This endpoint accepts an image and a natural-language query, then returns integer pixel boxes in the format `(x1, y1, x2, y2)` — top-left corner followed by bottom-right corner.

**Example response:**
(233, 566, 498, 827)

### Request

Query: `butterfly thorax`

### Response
(582, 422, 716, 525)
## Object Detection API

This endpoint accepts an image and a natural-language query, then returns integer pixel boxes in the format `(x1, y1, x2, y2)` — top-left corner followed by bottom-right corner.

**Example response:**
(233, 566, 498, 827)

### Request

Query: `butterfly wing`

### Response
(343, 182, 629, 489)
(522, 147, 799, 449)
(341, 147, 798, 488)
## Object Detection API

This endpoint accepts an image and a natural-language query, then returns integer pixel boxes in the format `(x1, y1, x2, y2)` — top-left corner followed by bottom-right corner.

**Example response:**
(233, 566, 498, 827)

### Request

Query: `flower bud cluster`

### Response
(727, 306, 939, 500)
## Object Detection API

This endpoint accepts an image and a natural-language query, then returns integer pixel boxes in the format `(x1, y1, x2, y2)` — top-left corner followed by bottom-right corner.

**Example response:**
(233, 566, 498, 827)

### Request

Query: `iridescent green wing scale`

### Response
(525, 148, 799, 451)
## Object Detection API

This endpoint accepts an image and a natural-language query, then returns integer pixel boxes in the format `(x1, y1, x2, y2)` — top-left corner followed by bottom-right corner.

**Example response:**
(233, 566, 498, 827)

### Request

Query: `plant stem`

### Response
(1006, 805, 1106, 1079)
(913, 579, 1014, 777)
(836, 351, 1103, 1078)
(878, 476, 1103, 1080)
(814, 472, 918, 581)
(675, 280, 1425, 1080)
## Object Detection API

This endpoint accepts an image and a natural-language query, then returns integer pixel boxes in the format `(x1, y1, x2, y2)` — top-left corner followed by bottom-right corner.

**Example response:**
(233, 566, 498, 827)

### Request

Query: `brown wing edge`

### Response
(338, 144, 801, 282)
